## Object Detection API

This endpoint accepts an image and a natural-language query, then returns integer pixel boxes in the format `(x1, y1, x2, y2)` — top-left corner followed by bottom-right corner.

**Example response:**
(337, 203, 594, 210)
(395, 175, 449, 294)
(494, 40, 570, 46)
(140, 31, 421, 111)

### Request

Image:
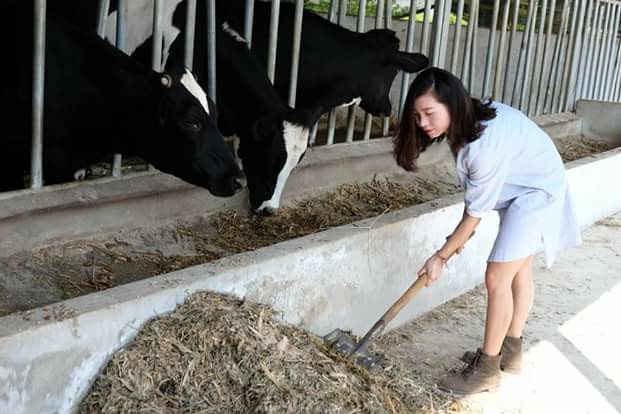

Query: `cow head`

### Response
(238, 107, 322, 216)
(358, 29, 429, 116)
(150, 67, 242, 197)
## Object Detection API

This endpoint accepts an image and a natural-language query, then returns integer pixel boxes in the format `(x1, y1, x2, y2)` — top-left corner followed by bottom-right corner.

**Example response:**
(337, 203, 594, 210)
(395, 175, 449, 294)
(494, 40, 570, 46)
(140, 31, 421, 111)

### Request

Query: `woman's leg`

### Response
(482, 257, 530, 356)
(507, 255, 534, 338)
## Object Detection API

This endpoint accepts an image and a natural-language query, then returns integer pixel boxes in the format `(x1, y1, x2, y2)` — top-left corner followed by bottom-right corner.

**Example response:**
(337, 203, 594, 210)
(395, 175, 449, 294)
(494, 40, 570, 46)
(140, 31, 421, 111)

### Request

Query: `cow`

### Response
(0, 1, 241, 197)
(132, 1, 322, 215)
(216, 0, 429, 117)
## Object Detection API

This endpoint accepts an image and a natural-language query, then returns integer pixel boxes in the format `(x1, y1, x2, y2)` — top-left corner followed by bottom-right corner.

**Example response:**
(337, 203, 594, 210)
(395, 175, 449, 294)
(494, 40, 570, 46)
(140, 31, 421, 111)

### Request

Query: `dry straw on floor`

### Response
(80, 292, 463, 414)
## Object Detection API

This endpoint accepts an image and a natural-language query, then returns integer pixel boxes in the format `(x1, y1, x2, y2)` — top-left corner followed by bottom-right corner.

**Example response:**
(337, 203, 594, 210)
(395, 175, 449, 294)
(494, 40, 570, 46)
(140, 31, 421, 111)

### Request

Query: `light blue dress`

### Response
(456, 102, 582, 267)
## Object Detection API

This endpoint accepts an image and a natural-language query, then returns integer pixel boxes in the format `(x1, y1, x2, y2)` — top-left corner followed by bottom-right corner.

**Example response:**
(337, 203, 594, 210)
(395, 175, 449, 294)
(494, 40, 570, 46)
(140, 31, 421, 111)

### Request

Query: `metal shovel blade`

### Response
(323, 328, 383, 370)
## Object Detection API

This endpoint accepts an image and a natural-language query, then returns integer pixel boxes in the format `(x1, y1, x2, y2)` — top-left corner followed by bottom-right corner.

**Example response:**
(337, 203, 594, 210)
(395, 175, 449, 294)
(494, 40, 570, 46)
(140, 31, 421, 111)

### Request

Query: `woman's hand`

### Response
(417, 252, 447, 287)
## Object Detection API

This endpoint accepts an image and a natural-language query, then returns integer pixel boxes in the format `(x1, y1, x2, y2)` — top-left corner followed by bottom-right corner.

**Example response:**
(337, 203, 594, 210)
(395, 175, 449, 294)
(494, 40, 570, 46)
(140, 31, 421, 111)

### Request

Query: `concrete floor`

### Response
(381, 212, 621, 413)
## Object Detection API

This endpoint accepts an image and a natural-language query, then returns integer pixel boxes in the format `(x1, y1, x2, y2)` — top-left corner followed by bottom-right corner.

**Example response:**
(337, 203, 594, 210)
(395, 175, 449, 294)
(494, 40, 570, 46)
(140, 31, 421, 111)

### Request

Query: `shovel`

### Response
(324, 233, 473, 369)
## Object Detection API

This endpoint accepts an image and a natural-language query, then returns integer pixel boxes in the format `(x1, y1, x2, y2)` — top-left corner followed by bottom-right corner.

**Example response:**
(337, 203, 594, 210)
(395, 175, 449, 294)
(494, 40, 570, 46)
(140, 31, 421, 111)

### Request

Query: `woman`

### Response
(394, 67, 581, 395)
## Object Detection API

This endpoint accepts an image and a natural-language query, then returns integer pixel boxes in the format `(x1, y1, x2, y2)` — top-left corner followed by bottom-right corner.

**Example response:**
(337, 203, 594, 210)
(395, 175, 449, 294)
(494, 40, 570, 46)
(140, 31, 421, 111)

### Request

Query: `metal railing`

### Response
(20, 0, 621, 193)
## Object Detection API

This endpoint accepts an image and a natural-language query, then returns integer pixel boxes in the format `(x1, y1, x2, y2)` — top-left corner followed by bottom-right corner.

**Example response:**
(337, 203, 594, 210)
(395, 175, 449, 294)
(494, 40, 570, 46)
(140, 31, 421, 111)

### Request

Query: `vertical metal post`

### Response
(612, 35, 621, 101)
(607, 4, 621, 101)
(551, 2, 571, 113)
(462, 0, 477, 86)
(595, 1, 612, 100)
(363, 0, 387, 141)
(206, 0, 216, 102)
(398, 0, 418, 120)
(451, 0, 466, 74)
(288, 0, 304, 108)
(383, 0, 392, 136)
(96, 0, 111, 37)
(151, 0, 163, 72)
(544, 0, 568, 112)
(244, 0, 255, 48)
(558, 0, 579, 110)
(564, 0, 587, 111)
(535, 0, 556, 115)
(576, 0, 594, 101)
(31, 0, 46, 190)
(591, 2, 609, 99)
(431, 0, 446, 67)
(421, 0, 433, 54)
(438, 0, 453, 69)
(492, 0, 510, 100)
(339, 0, 347, 25)
(602, 3, 620, 100)
(520, 0, 539, 111)
(511, 0, 534, 107)
(111, 0, 128, 178)
(469, 0, 480, 95)
(184, 0, 197, 70)
(326, 0, 341, 145)
(503, 0, 521, 102)
(346, 0, 367, 143)
(584, 0, 601, 100)
(267, 0, 281, 84)
(482, 0, 500, 98)
(528, 0, 548, 115)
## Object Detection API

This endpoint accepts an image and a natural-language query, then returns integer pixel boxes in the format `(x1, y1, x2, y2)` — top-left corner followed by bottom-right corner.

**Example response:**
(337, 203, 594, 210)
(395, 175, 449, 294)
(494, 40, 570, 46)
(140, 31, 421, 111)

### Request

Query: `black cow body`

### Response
(217, 0, 429, 116)
(0, 1, 240, 196)
(133, 2, 321, 215)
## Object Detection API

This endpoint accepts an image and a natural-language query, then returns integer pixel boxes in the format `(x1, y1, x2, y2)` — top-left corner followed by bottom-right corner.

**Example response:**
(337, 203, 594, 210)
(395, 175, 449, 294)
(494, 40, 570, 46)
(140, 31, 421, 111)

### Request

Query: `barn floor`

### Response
(377, 211, 621, 413)
(0, 134, 616, 318)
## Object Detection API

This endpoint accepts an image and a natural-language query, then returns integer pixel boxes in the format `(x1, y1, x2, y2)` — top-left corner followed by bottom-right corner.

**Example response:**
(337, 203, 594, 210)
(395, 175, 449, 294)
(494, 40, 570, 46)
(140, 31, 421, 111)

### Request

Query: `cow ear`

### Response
(252, 114, 279, 143)
(390, 52, 429, 73)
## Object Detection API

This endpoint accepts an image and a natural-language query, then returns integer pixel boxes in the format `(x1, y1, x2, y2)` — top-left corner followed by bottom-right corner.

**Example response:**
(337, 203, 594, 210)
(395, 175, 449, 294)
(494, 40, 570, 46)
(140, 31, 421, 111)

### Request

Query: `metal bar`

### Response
(184, 0, 197, 69)
(558, 0, 579, 109)
(552, 1, 571, 113)
(576, 0, 595, 101)
(564, 0, 588, 111)
(267, 0, 281, 84)
(511, 0, 534, 107)
(326, 0, 342, 146)
(482, 0, 501, 98)
(364, 0, 387, 141)
(519, 0, 539, 111)
(327, 110, 337, 145)
(431, 0, 445, 66)
(469, 0, 480, 95)
(527, 0, 548, 115)
(346, 0, 367, 143)
(544, 1, 568, 113)
(31, 0, 47, 190)
(399, 0, 418, 120)
(602, 4, 621, 100)
(339, 0, 347, 24)
(151, 0, 163, 72)
(383, 0, 393, 136)
(96, 0, 111, 37)
(244, 0, 255, 47)
(584, 0, 601, 99)
(591, 3, 609, 99)
(451, 0, 466, 74)
(287, 0, 304, 108)
(206, 0, 216, 101)
(439, 0, 453, 68)
(421, 0, 433, 54)
(462, 0, 477, 85)
(492, 0, 510, 100)
(608, 7, 621, 100)
(309, 122, 319, 146)
(112, 0, 128, 178)
(502, 0, 521, 102)
(535, 0, 556, 115)
(597, 1, 611, 99)
(613, 39, 621, 100)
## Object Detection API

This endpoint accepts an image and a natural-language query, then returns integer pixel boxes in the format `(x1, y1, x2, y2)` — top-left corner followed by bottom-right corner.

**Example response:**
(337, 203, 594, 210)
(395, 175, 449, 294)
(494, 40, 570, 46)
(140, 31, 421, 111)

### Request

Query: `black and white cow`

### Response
(217, 0, 429, 116)
(0, 1, 241, 196)
(133, 1, 322, 215)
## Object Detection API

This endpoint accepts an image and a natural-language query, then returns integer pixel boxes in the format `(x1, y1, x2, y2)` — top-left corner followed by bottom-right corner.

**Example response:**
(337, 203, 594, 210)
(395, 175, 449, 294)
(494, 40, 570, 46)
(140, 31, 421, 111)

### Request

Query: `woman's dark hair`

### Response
(394, 67, 496, 171)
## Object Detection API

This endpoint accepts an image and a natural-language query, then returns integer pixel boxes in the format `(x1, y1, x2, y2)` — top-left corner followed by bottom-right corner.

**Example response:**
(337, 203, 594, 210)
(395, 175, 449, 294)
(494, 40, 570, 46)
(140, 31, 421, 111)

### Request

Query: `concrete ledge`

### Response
(576, 100, 621, 142)
(1, 145, 621, 414)
(0, 114, 580, 258)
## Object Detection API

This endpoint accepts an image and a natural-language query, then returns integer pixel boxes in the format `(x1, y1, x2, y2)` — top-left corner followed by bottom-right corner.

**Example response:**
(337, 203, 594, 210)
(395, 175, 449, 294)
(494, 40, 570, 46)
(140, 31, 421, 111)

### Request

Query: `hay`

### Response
(79, 292, 462, 413)
(557, 137, 616, 162)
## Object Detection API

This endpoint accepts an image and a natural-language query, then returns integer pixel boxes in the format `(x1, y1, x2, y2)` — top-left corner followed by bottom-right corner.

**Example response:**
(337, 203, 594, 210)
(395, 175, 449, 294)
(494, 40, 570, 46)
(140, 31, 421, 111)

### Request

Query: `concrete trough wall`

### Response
(0, 102, 618, 413)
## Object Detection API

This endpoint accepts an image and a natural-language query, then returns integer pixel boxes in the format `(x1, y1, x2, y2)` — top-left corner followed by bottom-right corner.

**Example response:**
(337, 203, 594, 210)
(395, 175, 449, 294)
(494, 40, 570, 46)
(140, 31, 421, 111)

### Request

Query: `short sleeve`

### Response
(463, 148, 509, 218)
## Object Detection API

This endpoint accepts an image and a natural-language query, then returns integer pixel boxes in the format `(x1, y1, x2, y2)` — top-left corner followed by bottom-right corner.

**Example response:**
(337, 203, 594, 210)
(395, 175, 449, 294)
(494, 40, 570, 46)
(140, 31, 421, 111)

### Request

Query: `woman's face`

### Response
(413, 92, 450, 139)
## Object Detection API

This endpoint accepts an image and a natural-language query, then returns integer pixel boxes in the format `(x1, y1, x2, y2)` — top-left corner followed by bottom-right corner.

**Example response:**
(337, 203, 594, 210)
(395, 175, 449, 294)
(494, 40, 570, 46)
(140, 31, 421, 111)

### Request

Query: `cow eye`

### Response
(183, 121, 203, 131)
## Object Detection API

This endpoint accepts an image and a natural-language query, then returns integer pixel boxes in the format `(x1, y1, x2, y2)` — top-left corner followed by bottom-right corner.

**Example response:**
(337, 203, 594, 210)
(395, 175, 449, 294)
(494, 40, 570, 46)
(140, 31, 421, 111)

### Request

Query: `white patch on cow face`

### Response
(340, 97, 362, 108)
(257, 122, 309, 212)
(222, 22, 247, 43)
(180, 69, 209, 115)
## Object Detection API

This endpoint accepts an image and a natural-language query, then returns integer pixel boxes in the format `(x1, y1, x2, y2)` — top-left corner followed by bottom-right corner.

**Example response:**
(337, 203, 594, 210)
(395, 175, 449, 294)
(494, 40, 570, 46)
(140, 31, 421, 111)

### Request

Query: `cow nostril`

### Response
(255, 206, 275, 216)
(233, 178, 244, 191)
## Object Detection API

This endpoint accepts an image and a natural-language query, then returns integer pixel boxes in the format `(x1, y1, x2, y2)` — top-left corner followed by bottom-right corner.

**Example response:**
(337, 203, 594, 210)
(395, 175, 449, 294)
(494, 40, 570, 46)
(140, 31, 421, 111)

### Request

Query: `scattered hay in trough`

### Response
(557, 137, 617, 162)
(79, 292, 462, 414)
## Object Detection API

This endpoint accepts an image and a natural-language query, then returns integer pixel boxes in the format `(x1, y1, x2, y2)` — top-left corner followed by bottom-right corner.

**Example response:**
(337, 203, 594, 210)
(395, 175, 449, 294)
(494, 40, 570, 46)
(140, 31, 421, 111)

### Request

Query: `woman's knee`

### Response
(485, 259, 527, 293)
